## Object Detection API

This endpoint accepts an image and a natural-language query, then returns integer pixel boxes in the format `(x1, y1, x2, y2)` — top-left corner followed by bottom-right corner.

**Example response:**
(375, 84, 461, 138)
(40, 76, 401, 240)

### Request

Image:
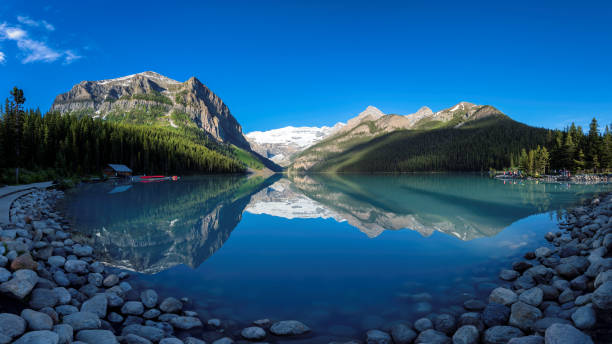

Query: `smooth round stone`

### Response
(0, 313, 27, 339)
(64, 260, 88, 274)
(89, 261, 104, 274)
(483, 326, 524, 344)
(415, 329, 450, 344)
(414, 318, 433, 332)
(0, 269, 38, 299)
(500, 269, 520, 281)
(559, 289, 575, 304)
(270, 320, 310, 336)
(52, 287, 71, 304)
(571, 305, 596, 329)
(513, 261, 533, 273)
(143, 309, 161, 319)
(53, 324, 73, 344)
(169, 316, 202, 330)
(103, 274, 119, 287)
(122, 301, 145, 315)
(519, 287, 544, 307)
(81, 294, 108, 318)
(507, 335, 544, 344)
(390, 323, 416, 344)
(592, 281, 612, 309)
(47, 256, 66, 267)
(30, 288, 59, 310)
(140, 289, 158, 308)
(62, 312, 101, 331)
(211, 338, 233, 344)
(72, 244, 93, 257)
(544, 323, 593, 344)
(509, 301, 542, 332)
(159, 297, 182, 313)
(535, 317, 572, 332)
(76, 330, 119, 344)
(535, 247, 552, 258)
(108, 312, 124, 323)
(20, 309, 52, 331)
(88, 273, 103, 287)
(13, 330, 59, 344)
(160, 339, 184, 344)
(489, 288, 518, 306)
(434, 314, 456, 335)
(366, 329, 392, 344)
(452, 325, 479, 344)
(207, 318, 221, 327)
(123, 333, 152, 344)
(463, 299, 486, 311)
(55, 305, 78, 316)
(121, 325, 165, 342)
(241, 326, 266, 340)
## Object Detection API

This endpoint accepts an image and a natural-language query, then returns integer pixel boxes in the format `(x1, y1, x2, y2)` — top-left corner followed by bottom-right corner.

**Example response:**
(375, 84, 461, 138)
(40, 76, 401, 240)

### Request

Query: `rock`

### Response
(140, 289, 158, 308)
(575, 294, 592, 306)
(0, 269, 38, 299)
(122, 301, 145, 315)
(108, 312, 123, 323)
(159, 297, 182, 313)
(13, 330, 59, 344)
(121, 325, 165, 342)
(81, 294, 107, 318)
(490, 288, 518, 306)
(415, 329, 450, 344)
(509, 301, 542, 332)
(253, 318, 270, 327)
(207, 318, 221, 327)
(28, 288, 58, 310)
(53, 287, 71, 304)
(241, 326, 266, 340)
(515, 275, 537, 290)
(75, 329, 119, 344)
(102, 274, 119, 287)
(62, 312, 101, 330)
(545, 232, 556, 242)
(55, 305, 78, 316)
(52, 270, 70, 287)
(538, 284, 559, 301)
(458, 312, 484, 332)
(143, 309, 160, 319)
(184, 338, 206, 344)
(513, 261, 534, 273)
(544, 323, 593, 344)
(434, 314, 456, 335)
(123, 334, 152, 344)
(0, 312, 27, 339)
(366, 329, 392, 344)
(390, 323, 416, 344)
(519, 287, 543, 307)
(556, 264, 580, 279)
(535, 247, 552, 258)
(169, 316, 202, 330)
(535, 317, 572, 332)
(500, 269, 520, 281)
(463, 299, 486, 311)
(87, 273, 103, 287)
(211, 338, 233, 344)
(21, 309, 53, 331)
(10, 253, 38, 271)
(483, 326, 524, 344)
(508, 336, 544, 344)
(53, 324, 73, 344)
(270, 320, 310, 336)
(72, 244, 93, 257)
(414, 318, 433, 332)
(64, 260, 88, 274)
(160, 339, 183, 344)
(571, 305, 596, 329)
(0, 268, 11, 282)
(525, 266, 555, 284)
(452, 325, 479, 344)
(105, 291, 124, 307)
(48, 256, 66, 268)
(592, 280, 612, 309)
(594, 270, 612, 288)
(559, 289, 575, 304)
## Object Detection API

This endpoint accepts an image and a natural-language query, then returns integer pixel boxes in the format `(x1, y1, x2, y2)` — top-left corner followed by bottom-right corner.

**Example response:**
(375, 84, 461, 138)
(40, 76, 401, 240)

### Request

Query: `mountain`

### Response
(290, 102, 549, 172)
(246, 123, 344, 166)
(51, 71, 280, 172)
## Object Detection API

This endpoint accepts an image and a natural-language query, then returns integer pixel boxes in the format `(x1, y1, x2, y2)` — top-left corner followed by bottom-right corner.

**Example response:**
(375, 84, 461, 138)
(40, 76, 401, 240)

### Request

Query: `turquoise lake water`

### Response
(62, 174, 612, 342)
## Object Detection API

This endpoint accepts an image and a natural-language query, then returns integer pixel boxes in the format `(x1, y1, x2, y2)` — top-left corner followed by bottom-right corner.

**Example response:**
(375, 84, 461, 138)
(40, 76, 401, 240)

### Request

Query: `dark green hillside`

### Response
(307, 115, 551, 172)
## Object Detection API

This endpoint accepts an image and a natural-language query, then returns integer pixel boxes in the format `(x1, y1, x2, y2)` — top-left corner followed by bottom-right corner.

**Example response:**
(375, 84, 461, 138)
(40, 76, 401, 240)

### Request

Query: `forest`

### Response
(0, 87, 246, 184)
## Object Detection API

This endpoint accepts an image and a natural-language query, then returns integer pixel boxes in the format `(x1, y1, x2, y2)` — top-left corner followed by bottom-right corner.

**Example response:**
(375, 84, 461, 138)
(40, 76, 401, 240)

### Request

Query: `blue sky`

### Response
(1, 1, 611, 132)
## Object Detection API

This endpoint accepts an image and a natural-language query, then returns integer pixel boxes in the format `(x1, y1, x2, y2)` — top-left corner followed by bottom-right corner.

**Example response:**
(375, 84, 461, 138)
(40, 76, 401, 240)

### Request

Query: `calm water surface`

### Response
(62, 174, 612, 342)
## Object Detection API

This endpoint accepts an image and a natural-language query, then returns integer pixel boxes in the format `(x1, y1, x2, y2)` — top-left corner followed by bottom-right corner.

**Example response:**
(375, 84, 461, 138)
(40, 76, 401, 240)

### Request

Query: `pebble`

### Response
(414, 317, 433, 332)
(544, 323, 593, 344)
(452, 325, 479, 344)
(21, 309, 53, 331)
(140, 289, 158, 308)
(159, 297, 182, 313)
(270, 320, 310, 336)
(241, 326, 266, 340)
(75, 329, 119, 344)
(0, 312, 27, 339)
(414, 329, 449, 344)
(390, 323, 416, 344)
(489, 287, 518, 306)
(13, 330, 59, 344)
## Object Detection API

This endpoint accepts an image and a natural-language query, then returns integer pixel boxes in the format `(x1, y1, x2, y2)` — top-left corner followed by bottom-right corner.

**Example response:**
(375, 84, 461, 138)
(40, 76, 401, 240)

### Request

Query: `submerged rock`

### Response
(270, 320, 310, 336)
(241, 326, 266, 340)
(544, 323, 593, 344)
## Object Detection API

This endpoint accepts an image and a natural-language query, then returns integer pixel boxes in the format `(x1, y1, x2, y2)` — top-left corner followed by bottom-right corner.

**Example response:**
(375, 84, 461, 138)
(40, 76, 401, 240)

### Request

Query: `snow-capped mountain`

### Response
(246, 122, 344, 166)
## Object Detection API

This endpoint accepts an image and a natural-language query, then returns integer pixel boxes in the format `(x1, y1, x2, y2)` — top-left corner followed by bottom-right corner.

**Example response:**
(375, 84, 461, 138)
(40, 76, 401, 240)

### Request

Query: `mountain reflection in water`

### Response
(63, 174, 611, 273)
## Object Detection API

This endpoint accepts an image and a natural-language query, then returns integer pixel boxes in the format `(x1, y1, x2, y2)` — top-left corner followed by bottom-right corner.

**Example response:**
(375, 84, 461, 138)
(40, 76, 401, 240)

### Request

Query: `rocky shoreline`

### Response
(1, 188, 611, 344)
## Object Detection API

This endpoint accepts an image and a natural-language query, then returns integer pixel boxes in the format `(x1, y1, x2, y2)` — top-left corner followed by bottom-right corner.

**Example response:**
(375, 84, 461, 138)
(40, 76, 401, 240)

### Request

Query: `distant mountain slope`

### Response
(51, 71, 280, 172)
(290, 103, 549, 172)
(246, 123, 344, 166)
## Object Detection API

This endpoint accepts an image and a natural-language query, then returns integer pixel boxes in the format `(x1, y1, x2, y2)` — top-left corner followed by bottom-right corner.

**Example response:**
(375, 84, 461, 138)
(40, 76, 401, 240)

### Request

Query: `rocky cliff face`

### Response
(51, 71, 250, 149)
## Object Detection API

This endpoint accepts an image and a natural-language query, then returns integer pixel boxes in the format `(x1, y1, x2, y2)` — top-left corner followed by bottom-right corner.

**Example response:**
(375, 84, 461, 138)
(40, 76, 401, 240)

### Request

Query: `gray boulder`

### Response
(64, 260, 88, 274)
(140, 289, 158, 308)
(414, 317, 433, 332)
(507, 335, 544, 344)
(434, 314, 456, 335)
(62, 312, 101, 331)
(0, 269, 38, 299)
(21, 309, 53, 331)
(270, 320, 310, 336)
(53, 324, 73, 344)
(483, 326, 524, 344)
(169, 316, 202, 330)
(415, 329, 450, 344)
(76, 329, 119, 344)
(366, 329, 392, 344)
(241, 326, 266, 341)
(0, 312, 26, 339)
(159, 297, 182, 313)
(489, 287, 518, 306)
(121, 325, 165, 342)
(452, 325, 479, 344)
(123, 334, 152, 344)
(122, 301, 145, 315)
(571, 305, 596, 329)
(13, 330, 59, 344)
(519, 287, 543, 307)
(483, 303, 511, 327)
(391, 323, 416, 344)
(544, 323, 593, 344)
(81, 294, 107, 318)
(592, 280, 612, 309)
(509, 301, 542, 332)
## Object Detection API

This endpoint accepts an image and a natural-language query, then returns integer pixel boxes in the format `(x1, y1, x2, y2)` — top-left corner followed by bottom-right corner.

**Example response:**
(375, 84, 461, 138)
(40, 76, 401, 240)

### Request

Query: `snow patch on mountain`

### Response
(247, 123, 344, 149)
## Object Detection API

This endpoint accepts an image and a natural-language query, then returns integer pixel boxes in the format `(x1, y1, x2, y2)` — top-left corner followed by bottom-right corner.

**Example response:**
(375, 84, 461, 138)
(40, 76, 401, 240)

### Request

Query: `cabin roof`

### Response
(107, 164, 132, 173)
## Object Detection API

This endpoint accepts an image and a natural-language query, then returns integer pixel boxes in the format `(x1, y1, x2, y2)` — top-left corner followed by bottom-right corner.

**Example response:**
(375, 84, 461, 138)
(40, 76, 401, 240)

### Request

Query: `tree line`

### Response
(510, 118, 612, 175)
(0, 87, 245, 184)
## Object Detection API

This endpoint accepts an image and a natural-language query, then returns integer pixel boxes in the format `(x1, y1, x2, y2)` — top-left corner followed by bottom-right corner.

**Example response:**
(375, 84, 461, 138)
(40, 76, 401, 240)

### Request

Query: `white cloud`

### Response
(0, 51, 5, 64)
(17, 16, 55, 31)
(0, 20, 81, 64)
(63, 50, 82, 64)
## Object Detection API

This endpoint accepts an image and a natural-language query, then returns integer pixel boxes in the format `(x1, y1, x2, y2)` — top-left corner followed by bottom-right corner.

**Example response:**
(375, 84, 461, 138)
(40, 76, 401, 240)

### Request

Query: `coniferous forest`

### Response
(0, 87, 245, 183)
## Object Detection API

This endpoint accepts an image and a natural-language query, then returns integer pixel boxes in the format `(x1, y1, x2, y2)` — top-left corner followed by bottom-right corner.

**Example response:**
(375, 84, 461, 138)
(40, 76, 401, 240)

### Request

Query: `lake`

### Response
(62, 174, 612, 342)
